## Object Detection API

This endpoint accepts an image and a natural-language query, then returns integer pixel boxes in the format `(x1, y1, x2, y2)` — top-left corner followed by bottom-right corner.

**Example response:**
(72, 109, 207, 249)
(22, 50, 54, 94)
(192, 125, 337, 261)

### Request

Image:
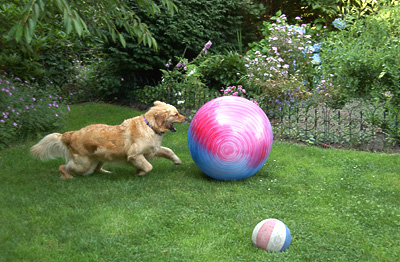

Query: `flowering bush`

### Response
(221, 85, 246, 97)
(220, 85, 259, 106)
(60, 59, 94, 103)
(247, 13, 313, 78)
(0, 73, 69, 148)
(332, 18, 347, 30)
(153, 41, 213, 105)
(245, 13, 315, 106)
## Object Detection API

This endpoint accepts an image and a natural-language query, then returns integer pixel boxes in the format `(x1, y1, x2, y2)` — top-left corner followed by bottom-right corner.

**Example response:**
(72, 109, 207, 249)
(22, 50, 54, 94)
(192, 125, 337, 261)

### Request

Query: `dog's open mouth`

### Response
(169, 123, 177, 132)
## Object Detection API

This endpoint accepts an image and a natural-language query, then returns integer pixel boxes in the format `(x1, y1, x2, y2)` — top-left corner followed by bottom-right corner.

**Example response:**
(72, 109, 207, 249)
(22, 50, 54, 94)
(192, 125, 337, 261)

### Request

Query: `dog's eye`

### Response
(175, 113, 179, 116)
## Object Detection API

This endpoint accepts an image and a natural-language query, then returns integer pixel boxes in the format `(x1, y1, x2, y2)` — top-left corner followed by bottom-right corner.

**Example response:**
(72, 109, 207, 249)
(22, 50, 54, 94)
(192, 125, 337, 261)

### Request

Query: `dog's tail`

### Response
(30, 133, 68, 161)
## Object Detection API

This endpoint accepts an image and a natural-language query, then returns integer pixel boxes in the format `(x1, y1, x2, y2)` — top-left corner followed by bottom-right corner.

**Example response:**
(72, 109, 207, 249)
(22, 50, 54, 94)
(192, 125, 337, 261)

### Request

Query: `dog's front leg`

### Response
(156, 146, 182, 165)
(128, 154, 153, 176)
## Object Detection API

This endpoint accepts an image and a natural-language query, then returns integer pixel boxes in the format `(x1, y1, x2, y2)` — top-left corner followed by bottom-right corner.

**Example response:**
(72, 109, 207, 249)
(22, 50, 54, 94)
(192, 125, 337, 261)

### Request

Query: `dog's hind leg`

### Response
(63, 156, 97, 178)
(59, 165, 74, 180)
(95, 162, 112, 174)
(128, 154, 153, 176)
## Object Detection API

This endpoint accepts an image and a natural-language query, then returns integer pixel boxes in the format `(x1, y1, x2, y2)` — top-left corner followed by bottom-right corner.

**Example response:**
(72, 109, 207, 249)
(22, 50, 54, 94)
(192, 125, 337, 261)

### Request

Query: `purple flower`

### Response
(13, 122, 17, 126)
(203, 41, 212, 53)
(67, 105, 71, 111)
(121, 78, 124, 81)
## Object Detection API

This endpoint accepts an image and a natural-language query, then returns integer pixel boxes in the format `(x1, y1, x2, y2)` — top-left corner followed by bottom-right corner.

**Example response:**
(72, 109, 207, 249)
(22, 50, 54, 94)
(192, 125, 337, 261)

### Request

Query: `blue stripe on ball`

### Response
(280, 224, 291, 252)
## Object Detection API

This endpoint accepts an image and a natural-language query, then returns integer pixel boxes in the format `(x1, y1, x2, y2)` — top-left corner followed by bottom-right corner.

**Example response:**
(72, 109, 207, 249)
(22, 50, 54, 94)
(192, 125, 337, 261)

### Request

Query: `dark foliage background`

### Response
(96, 0, 264, 92)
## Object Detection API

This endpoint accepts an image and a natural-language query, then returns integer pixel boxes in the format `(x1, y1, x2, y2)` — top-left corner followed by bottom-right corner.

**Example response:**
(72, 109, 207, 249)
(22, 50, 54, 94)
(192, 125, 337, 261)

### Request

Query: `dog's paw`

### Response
(99, 168, 112, 174)
(135, 170, 147, 176)
(60, 174, 74, 180)
(173, 158, 182, 165)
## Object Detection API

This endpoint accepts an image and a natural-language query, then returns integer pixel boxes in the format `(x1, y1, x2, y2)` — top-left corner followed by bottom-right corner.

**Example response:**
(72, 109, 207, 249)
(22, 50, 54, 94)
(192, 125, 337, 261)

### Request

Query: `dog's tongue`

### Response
(170, 123, 176, 132)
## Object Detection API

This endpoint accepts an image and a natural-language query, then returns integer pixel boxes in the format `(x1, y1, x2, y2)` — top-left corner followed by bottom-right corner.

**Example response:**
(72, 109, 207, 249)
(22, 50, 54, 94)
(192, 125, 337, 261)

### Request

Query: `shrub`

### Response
(320, 5, 400, 106)
(245, 13, 316, 107)
(198, 51, 247, 90)
(130, 41, 217, 109)
(97, 0, 263, 99)
(0, 72, 69, 148)
(247, 12, 314, 78)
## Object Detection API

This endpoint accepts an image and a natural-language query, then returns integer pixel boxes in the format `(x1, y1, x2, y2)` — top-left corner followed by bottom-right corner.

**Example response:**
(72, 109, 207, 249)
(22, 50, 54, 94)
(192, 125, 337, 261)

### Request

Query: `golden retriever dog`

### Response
(30, 101, 186, 179)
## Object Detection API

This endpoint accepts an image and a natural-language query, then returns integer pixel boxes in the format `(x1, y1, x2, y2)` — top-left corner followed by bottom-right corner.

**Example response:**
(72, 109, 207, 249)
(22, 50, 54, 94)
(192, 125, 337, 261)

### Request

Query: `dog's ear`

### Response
(154, 101, 166, 107)
(154, 111, 166, 129)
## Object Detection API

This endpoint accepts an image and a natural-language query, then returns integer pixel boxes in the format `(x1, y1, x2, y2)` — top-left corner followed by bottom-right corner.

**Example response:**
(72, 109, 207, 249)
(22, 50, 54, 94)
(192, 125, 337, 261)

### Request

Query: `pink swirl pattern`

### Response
(188, 96, 273, 180)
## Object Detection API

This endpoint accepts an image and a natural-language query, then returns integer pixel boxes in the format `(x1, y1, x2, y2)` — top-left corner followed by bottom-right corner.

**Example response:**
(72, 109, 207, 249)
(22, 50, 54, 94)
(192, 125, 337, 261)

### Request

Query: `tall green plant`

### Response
(321, 5, 400, 106)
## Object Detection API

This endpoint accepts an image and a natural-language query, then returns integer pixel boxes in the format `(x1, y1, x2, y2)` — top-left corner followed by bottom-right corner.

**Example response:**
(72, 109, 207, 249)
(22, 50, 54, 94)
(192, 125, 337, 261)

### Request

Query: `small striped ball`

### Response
(188, 96, 273, 181)
(252, 219, 291, 252)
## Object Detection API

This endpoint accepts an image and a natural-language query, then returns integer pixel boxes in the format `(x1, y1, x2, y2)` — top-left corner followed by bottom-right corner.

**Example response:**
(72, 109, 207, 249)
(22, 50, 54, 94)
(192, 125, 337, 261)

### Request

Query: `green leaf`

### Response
(55, 0, 63, 10)
(24, 25, 32, 43)
(28, 18, 36, 34)
(72, 19, 82, 36)
(118, 33, 126, 48)
(15, 24, 24, 42)
(34, 3, 40, 17)
(151, 37, 158, 50)
(38, 0, 45, 11)
(21, 0, 33, 13)
(65, 17, 72, 34)
(111, 30, 117, 42)
(6, 24, 18, 41)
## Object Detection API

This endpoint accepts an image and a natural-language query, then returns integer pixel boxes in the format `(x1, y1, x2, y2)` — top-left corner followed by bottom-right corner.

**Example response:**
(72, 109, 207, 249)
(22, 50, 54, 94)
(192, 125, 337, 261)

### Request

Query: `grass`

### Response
(1, 103, 399, 261)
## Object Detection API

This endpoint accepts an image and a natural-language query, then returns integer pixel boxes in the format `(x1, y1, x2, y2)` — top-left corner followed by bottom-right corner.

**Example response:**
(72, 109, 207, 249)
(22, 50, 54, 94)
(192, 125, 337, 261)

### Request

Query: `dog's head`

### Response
(145, 101, 186, 134)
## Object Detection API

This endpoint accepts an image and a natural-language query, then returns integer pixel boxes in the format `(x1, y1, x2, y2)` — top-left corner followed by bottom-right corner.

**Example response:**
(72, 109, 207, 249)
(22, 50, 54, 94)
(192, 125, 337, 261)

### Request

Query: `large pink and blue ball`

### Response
(187, 96, 273, 181)
(252, 219, 291, 252)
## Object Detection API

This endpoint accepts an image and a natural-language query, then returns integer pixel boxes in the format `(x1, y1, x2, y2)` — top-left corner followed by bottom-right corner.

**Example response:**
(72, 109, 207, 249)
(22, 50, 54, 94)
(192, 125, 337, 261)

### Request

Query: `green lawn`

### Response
(1, 103, 399, 261)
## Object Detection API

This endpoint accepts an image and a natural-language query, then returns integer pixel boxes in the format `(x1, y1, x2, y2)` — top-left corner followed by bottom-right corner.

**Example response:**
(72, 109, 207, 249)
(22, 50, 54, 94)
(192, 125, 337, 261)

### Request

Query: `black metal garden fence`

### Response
(158, 89, 400, 153)
(263, 101, 400, 153)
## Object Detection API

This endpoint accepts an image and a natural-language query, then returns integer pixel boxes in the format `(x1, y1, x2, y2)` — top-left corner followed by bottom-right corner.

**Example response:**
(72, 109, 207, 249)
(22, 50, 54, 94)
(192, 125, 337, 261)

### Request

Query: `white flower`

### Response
(187, 69, 196, 76)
